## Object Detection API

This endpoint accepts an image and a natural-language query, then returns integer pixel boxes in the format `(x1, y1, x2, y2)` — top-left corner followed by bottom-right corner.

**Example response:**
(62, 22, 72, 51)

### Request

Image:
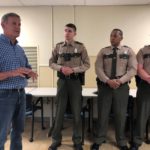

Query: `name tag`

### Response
(143, 54, 150, 59)
(103, 54, 113, 59)
(119, 54, 129, 59)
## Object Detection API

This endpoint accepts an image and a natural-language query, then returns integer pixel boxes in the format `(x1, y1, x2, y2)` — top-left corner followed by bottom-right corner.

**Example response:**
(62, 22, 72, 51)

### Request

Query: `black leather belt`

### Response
(11, 88, 24, 92)
(57, 71, 80, 80)
(0, 88, 24, 92)
(110, 75, 124, 79)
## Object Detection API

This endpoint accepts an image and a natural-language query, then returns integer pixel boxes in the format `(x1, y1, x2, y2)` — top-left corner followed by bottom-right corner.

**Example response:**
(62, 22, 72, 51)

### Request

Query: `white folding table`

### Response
(26, 87, 138, 143)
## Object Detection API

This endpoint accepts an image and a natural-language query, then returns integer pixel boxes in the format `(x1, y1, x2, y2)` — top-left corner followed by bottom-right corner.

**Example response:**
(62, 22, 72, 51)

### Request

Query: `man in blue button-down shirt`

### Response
(0, 12, 37, 150)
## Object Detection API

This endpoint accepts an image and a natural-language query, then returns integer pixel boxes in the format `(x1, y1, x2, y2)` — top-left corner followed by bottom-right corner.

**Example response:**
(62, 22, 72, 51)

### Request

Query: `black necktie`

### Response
(111, 47, 117, 79)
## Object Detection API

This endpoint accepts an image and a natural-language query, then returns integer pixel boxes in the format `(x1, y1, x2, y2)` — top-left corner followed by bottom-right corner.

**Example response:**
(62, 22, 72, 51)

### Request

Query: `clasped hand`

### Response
(106, 79, 122, 89)
(61, 67, 74, 76)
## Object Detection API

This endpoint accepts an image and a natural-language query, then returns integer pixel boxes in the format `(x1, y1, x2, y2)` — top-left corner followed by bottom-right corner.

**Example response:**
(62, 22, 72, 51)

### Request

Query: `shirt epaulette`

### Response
(75, 41, 83, 45)
(144, 45, 150, 48)
(56, 42, 64, 45)
(104, 46, 111, 48)
(123, 45, 129, 48)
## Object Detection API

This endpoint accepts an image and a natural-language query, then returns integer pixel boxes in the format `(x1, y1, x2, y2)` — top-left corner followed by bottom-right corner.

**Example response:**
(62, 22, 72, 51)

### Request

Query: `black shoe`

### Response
(90, 143, 100, 150)
(119, 146, 129, 150)
(74, 144, 83, 150)
(48, 142, 61, 150)
(130, 143, 139, 150)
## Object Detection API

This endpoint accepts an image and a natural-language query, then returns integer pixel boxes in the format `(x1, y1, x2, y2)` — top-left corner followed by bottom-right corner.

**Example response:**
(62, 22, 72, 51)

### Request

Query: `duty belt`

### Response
(57, 71, 85, 85)
(57, 71, 80, 80)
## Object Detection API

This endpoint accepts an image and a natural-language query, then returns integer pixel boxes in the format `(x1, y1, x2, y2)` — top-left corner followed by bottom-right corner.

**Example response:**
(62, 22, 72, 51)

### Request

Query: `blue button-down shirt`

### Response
(0, 34, 31, 89)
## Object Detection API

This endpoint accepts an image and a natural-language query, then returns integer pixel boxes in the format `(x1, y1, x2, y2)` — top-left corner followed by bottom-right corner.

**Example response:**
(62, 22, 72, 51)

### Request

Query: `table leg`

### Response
(48, 98, 54, 137)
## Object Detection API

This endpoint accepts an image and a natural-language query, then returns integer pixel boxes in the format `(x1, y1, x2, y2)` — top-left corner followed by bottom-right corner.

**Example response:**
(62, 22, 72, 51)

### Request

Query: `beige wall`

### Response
(0, 5, 150, 88)
(39, 56, 136, 88)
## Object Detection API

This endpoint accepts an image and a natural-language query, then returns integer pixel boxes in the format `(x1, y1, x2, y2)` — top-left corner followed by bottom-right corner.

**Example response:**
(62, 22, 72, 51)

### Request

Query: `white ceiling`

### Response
(0, 0, 150, 6)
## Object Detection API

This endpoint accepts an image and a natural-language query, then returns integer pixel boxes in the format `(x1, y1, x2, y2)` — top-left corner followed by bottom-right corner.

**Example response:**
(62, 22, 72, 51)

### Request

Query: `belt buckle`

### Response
(17, 88, 23, 92)
(17, 89, 20, 93)
(65, 75, 70, 79)
(115, 76, 120, 79)
(74, 73, 78, 79)
(74, 73, 77, 76)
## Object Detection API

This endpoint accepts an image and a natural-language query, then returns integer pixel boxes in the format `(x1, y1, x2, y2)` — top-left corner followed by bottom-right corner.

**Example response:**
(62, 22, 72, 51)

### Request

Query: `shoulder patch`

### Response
(75, 41, 83, 45)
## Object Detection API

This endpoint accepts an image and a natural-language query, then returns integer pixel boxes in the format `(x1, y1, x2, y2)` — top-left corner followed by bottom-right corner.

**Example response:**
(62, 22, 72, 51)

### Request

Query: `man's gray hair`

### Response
(1, 12, 20, 23)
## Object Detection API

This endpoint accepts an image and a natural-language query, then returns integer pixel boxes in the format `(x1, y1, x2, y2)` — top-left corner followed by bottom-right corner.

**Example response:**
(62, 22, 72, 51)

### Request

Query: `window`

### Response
(23, 46, 38, 87)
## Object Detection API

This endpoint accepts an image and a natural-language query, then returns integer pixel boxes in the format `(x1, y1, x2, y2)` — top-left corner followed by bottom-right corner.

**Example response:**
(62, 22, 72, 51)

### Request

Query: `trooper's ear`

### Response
(74, 32, 76, 36)
(120, 36, 123, 41)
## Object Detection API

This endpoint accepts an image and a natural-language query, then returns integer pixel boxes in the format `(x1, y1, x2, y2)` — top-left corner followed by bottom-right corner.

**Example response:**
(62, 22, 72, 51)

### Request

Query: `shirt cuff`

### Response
(72, 67, 80, 73)
(119, 76, 128, 84)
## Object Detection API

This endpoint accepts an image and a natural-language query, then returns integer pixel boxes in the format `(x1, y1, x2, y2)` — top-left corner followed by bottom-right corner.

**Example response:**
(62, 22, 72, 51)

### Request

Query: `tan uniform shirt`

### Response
(95, 45, 137, 84)
(49, 41, 90, 73)
(137, 45, 150, 75)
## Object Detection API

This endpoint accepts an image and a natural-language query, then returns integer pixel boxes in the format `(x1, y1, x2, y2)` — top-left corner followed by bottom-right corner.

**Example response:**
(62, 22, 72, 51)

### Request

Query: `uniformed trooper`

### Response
(91, 29, 137, 150)
(48, 23, 90, 150)
(130, 45, 150, 150)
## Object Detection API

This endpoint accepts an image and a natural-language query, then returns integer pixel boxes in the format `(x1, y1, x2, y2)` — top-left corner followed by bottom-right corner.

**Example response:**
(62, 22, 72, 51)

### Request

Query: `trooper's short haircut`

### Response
(65, 23, 77, 32)
(111, 28, 123, 37)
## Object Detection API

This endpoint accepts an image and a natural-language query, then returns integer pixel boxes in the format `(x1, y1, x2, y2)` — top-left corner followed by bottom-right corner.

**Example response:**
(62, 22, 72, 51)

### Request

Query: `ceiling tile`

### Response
(20, 0, 84, 6)
(0, 0, 150, 6)
(0, 0, 22, 6)
(86, 0, 150, 5)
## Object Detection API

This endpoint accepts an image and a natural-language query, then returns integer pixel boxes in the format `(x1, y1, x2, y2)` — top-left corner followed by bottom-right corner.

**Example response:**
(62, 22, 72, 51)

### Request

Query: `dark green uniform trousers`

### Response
(52, 78, 82, 144)
(94, 83, 129, 146)
(133, 81, 150, 145)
